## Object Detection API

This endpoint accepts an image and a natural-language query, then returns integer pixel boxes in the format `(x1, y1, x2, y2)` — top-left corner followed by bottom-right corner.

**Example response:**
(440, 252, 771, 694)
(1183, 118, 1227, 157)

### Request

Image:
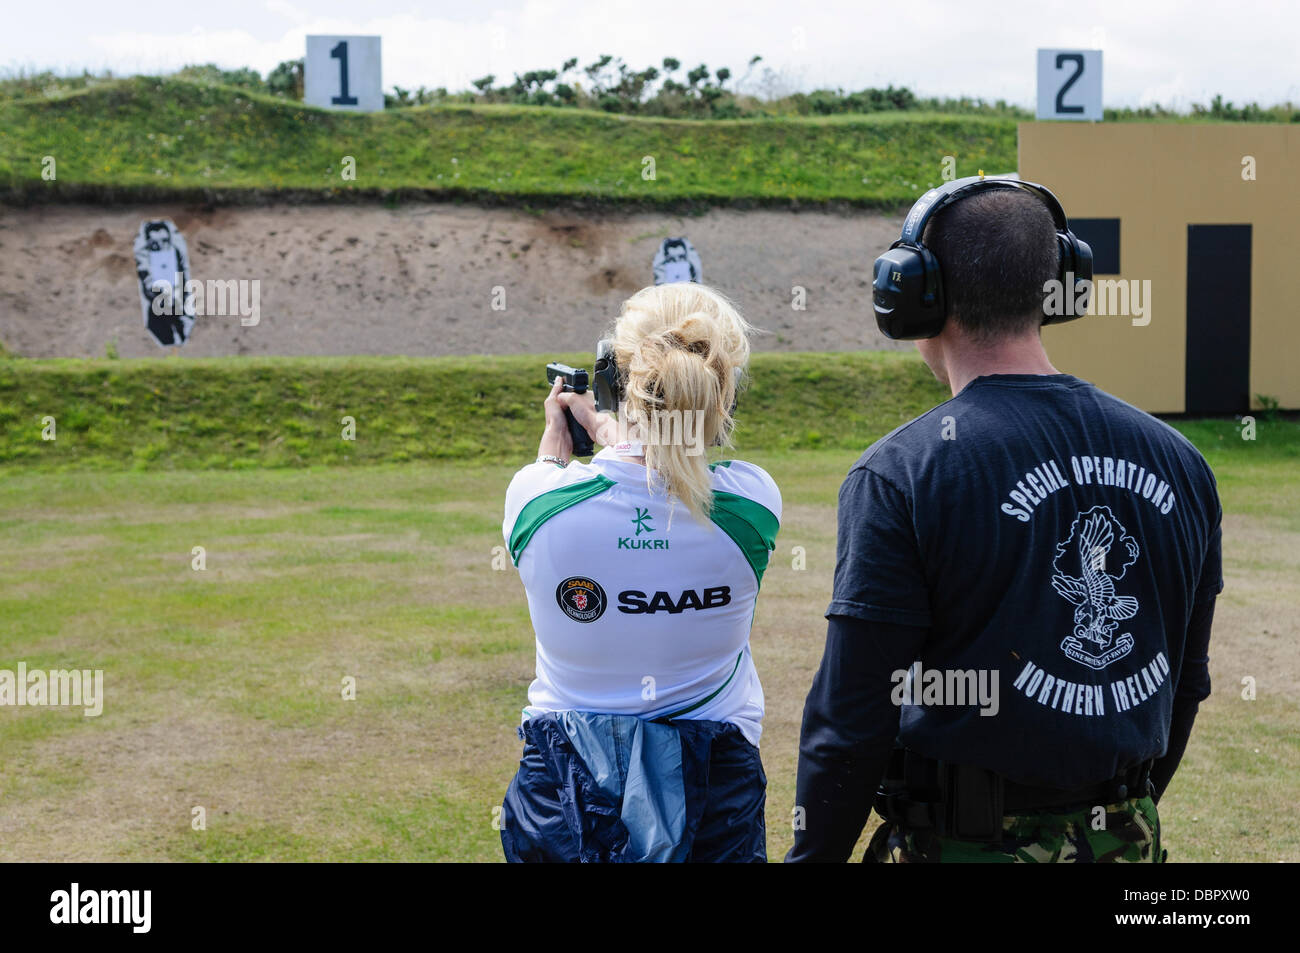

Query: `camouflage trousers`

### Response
(866, 796, 1163, 863)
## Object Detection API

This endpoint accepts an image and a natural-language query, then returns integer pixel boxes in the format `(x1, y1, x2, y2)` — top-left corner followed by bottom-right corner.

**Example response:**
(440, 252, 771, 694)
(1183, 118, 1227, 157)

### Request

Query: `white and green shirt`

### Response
(503, 448, 781, 746)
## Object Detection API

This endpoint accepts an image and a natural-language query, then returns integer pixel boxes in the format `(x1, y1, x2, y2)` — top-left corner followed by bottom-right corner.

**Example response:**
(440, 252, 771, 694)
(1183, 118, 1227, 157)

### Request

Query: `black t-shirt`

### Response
(830, 373, 1223, 788)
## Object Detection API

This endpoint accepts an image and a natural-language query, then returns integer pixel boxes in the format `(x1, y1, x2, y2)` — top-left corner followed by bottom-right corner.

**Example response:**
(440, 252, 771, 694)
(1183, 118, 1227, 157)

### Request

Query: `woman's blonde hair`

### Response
(611, 283, 754, 523)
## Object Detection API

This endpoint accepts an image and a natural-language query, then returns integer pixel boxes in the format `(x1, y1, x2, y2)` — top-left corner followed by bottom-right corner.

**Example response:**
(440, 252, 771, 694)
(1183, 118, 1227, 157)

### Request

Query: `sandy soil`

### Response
(0, 203, 912, 359)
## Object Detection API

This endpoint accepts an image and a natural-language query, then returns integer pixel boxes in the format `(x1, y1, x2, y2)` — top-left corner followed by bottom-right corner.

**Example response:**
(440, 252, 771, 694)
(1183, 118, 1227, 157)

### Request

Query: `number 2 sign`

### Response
(1036, 49, 1102, 121)
(305, 35, 383, 112)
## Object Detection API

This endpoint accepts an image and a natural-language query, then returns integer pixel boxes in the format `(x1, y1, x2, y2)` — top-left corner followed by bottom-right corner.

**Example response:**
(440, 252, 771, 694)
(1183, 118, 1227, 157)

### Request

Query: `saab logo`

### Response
(618, 505, 669, 550)
(618, 586, 731, 614)
(556, 576, 607, 623)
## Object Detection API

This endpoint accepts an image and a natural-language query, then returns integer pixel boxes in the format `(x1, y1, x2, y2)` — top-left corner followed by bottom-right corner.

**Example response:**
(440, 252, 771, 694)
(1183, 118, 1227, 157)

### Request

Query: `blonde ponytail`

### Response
(611, 283, 754, 523)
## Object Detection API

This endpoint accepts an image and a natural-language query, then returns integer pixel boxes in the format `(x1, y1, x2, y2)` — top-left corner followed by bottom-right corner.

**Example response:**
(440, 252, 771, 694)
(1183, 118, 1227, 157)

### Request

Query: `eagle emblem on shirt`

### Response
(1050, 506, 1140, 670)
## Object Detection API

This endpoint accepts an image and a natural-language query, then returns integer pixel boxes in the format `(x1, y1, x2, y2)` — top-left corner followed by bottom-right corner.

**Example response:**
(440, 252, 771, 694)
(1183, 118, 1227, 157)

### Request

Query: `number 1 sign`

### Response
(305, 35, 383, 112)
(1036, 49, 1102, 121)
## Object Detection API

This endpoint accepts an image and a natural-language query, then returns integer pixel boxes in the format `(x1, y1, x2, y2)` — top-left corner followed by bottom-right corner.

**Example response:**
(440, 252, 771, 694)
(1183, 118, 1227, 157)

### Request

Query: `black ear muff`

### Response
(593, 338, 623, 413)
(872, 243, 946, 341)
(872, 176, 1090, 340)
(1043, 232, 1094, 326)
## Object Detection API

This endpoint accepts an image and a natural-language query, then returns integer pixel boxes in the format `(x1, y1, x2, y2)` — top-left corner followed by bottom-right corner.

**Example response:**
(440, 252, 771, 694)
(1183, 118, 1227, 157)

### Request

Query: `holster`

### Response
(938, 761, 1005, 841)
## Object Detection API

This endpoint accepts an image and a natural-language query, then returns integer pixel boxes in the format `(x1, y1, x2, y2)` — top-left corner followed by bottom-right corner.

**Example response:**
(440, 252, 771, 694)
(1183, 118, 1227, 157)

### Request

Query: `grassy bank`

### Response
(0, 77, 1015, 207)
(0, 351, 952, 469)
(3, 351, 1298, 472)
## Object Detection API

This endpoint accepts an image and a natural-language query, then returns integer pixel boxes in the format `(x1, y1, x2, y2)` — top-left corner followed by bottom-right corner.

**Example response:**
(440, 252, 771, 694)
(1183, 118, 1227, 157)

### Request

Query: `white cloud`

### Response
(264, 0, 307, 19)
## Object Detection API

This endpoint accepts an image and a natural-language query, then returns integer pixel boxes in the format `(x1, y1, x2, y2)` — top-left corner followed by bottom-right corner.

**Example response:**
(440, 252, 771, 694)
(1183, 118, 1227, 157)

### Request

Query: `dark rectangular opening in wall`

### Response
(1185, 224, 1252, 415)
(1070, 218, 1121, 274)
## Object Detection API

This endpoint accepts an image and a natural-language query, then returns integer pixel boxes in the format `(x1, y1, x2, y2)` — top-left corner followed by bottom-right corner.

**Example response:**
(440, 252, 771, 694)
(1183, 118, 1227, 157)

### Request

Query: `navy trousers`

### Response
(501, 712, 767, 863)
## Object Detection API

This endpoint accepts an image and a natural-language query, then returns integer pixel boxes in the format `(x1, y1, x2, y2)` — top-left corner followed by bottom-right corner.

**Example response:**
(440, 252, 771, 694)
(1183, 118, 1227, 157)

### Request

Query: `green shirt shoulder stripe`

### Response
(509, 474, 615, 564)
(709, 490, 780, 584)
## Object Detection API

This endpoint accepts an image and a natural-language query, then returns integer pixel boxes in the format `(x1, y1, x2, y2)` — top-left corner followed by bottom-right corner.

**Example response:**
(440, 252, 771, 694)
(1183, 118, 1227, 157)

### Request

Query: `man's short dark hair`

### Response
(921, 189, 1060, 343)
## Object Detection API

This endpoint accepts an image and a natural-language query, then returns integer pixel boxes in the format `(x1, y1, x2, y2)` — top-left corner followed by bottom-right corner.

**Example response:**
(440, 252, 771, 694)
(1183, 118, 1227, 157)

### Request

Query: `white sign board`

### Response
(305, 35, 383, 112)
(1036, 49, 1102, 121)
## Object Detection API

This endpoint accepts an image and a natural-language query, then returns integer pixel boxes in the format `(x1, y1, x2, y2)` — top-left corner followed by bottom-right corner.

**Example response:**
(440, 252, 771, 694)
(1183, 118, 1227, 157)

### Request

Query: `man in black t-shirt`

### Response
(787, 184, 1222, 863)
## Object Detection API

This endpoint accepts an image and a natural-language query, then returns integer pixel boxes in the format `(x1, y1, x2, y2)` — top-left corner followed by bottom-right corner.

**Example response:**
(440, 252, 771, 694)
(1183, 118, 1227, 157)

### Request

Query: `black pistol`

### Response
(545, 362, 595, 458)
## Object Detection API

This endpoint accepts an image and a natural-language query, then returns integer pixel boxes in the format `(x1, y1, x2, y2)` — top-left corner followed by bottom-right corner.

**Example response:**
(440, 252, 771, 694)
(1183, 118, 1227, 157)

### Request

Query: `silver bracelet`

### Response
(537, 455, 568, 468)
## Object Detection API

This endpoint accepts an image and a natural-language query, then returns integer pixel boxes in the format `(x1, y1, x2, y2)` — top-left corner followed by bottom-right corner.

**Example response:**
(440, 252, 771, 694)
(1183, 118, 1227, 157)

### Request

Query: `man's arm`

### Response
(787, 614, 928, 862)
(1152, 509, 1222, 802)
(1150, 597, 1214, 801)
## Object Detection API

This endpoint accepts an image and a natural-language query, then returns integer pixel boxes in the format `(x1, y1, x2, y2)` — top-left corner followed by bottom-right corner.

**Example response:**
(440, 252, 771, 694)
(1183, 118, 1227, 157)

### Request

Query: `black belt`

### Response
(874, 749, 1155, 842)
(1004, 761, 1154, 810)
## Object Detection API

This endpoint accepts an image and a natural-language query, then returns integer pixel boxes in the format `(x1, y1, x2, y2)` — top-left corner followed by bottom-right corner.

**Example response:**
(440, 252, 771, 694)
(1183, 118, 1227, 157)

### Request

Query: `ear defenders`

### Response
(593, 338, 623, 414)
(593, 338, 741, 424)
(871, 176, 1093, 341)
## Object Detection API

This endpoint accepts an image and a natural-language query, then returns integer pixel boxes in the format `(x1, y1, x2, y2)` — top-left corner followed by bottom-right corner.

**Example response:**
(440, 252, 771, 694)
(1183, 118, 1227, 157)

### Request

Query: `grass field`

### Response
(0, 351, 1296, 861)
(0, 77, 1014, 206)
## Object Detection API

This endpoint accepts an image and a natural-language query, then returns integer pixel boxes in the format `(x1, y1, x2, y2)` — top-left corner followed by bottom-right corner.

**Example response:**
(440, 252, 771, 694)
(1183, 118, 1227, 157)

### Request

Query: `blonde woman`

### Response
(500, 283, 781, 863)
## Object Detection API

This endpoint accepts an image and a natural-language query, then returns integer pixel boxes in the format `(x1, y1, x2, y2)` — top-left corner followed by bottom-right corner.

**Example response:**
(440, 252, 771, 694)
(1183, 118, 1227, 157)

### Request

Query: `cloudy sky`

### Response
(4, 0, 1295, 109)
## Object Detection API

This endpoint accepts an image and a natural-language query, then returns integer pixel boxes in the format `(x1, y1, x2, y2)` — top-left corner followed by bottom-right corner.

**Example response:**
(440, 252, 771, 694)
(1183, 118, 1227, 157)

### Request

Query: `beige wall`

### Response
(1019, 123, 1299, 413)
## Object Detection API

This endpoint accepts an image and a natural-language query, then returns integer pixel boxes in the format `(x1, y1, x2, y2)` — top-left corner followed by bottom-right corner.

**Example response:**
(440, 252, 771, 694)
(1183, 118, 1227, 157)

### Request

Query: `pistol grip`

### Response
(564, 408, 594, 457)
